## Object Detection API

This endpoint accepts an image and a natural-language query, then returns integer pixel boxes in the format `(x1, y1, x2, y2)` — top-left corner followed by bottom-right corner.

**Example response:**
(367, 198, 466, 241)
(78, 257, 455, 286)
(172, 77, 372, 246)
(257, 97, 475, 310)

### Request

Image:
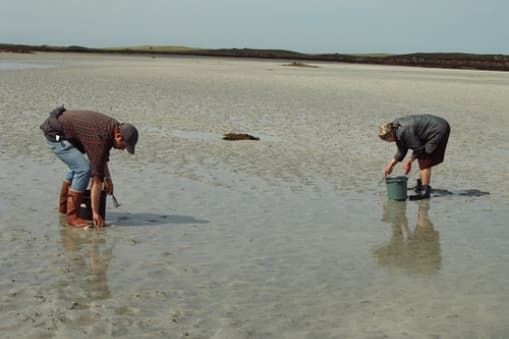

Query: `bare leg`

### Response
(420, 167, 431, 186)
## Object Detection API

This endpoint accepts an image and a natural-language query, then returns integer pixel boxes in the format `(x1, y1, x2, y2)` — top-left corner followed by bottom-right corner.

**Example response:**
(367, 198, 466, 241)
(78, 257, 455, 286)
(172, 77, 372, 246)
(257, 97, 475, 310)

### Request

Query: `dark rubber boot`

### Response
(422, 185, 431, 198)
(414, 178, 423, 193)
(410, 185, 431, 200)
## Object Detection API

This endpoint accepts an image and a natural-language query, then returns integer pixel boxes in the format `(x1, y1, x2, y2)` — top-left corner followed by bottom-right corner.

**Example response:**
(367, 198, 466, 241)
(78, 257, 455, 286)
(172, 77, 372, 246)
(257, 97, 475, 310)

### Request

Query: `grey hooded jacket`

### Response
(392, 114, 450, 161)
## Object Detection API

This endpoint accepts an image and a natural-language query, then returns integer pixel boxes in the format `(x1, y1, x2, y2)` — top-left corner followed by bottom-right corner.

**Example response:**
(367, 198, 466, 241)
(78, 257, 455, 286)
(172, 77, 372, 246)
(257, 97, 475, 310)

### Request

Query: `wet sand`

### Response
(1, 52, 509, 338)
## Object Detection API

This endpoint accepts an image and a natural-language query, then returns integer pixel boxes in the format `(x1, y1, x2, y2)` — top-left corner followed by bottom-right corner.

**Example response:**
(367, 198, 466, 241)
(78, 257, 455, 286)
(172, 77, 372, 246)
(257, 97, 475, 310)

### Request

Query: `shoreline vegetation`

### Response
(2, 43, 509, 72)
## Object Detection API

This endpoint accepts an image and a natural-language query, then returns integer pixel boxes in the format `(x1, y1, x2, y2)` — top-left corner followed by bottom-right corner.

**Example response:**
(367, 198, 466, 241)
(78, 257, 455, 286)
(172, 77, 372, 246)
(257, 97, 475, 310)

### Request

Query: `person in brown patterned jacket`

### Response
(41, 106, 138, 227)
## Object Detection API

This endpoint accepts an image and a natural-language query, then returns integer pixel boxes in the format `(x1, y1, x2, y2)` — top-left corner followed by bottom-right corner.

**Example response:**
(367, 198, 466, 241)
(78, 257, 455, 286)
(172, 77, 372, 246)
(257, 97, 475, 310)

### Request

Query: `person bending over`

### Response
(41, 106, 138, 227)
(378, 114, 450, 199)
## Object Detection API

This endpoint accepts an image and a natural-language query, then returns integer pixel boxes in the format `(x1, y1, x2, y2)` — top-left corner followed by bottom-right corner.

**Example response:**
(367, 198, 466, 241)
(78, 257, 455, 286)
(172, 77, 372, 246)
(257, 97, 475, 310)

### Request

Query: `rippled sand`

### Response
(1, 52, 509, 338)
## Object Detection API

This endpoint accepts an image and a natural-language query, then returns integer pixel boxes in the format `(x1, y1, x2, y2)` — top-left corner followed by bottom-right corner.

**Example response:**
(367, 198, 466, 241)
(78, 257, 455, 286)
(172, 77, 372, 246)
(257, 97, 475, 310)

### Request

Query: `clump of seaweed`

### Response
(223, 133, 259, 141)
(283, 61, 319, 68)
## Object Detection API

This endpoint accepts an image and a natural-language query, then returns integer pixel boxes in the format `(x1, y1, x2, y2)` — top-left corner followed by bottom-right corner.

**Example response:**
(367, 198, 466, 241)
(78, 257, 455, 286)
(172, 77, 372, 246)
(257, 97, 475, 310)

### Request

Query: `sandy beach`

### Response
(1, 52, 509, 338)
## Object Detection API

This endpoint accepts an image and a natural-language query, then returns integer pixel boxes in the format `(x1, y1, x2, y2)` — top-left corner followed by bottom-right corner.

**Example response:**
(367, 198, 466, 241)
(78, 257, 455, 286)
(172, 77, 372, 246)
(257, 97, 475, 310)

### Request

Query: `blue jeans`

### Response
(45, 138, 90, 192)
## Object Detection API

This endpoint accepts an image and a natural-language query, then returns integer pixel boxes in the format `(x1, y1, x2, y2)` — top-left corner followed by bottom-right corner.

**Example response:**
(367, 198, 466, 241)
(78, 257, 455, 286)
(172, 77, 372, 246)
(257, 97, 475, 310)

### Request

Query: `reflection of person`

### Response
(378, 114, 450, 199)
(59, 226, 113, 301)
(41, 106, 138, 227)
(373, 200, 441, 274)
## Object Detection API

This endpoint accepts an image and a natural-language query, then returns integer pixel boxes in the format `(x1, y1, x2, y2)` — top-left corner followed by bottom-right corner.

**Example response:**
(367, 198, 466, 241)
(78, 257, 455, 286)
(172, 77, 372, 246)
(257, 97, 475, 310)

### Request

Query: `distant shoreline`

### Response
(2, 43, 509, 72)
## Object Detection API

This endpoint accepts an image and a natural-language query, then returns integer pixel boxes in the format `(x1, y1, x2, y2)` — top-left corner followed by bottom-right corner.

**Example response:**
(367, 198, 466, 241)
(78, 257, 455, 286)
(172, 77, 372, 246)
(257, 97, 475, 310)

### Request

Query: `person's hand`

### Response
(93, 212, 105, 227)
(403, 160, 412, 175)
(103, 177, 114, 195)
(384, 163, 394, 176)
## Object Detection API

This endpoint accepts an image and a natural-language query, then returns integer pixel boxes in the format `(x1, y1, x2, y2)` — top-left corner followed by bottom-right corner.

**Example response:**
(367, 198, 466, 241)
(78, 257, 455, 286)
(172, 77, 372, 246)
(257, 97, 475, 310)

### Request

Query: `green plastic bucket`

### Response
(385, 176, 408, 200)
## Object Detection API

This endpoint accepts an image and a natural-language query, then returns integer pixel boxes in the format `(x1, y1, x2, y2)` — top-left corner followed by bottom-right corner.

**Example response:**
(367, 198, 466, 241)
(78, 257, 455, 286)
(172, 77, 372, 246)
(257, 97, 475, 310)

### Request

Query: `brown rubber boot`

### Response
(58, 181, 71, 214)
(66, 190, 92, 228)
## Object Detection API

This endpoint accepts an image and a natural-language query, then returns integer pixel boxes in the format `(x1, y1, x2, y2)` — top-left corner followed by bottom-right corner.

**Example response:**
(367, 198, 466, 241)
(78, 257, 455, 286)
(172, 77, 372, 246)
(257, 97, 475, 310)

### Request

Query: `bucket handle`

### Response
(379, 175, 408, 185)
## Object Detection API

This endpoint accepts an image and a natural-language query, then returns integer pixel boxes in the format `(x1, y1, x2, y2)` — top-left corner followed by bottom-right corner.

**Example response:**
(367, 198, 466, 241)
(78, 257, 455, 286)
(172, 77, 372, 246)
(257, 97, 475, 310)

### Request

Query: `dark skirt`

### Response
(418, 128, 450, 170)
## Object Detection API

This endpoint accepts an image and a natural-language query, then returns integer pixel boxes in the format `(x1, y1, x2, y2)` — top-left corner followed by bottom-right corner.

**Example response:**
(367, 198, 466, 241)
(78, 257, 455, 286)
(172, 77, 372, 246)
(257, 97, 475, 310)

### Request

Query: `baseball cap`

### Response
(119, 123, 139, 154)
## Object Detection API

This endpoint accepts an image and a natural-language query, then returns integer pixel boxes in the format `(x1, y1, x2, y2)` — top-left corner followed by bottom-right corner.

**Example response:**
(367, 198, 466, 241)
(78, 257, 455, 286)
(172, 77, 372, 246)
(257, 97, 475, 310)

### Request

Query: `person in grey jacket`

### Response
(378, 114, 451, 199)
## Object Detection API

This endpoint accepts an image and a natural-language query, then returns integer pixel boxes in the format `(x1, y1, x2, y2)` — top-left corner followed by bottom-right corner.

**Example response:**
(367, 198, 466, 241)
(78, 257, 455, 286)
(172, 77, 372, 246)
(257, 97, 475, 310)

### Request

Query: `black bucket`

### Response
(79, 189, 107, 220)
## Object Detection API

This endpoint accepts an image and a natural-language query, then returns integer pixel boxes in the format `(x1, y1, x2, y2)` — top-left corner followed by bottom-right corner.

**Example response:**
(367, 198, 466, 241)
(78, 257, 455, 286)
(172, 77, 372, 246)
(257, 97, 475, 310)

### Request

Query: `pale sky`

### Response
(1, 0, 508, 54)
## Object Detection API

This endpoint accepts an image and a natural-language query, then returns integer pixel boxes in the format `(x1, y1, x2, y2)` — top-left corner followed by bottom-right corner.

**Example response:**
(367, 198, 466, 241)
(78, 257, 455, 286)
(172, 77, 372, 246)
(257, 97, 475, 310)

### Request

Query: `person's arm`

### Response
(403, 157, 415, 175)
(103, 163, 114, 194)
(392, 129, 412, 175)
(384, 158, 399, 176)
(91, 176, 105, 227)
(385, 139, 406, 176)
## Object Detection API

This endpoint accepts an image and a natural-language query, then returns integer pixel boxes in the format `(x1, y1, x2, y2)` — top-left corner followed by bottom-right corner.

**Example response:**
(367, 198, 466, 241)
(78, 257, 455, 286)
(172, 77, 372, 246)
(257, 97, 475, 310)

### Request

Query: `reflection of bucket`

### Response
(385, 176, 408, 200)
(79, 189, 107, 220)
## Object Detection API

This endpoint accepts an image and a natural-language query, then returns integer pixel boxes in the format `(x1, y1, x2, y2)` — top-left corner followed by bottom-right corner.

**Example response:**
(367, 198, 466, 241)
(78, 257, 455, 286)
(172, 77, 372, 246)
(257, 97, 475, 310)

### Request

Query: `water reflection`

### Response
(0, 61, 57, 71)
(58, 222, 113, 302)
(373, 200, 441, 274)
